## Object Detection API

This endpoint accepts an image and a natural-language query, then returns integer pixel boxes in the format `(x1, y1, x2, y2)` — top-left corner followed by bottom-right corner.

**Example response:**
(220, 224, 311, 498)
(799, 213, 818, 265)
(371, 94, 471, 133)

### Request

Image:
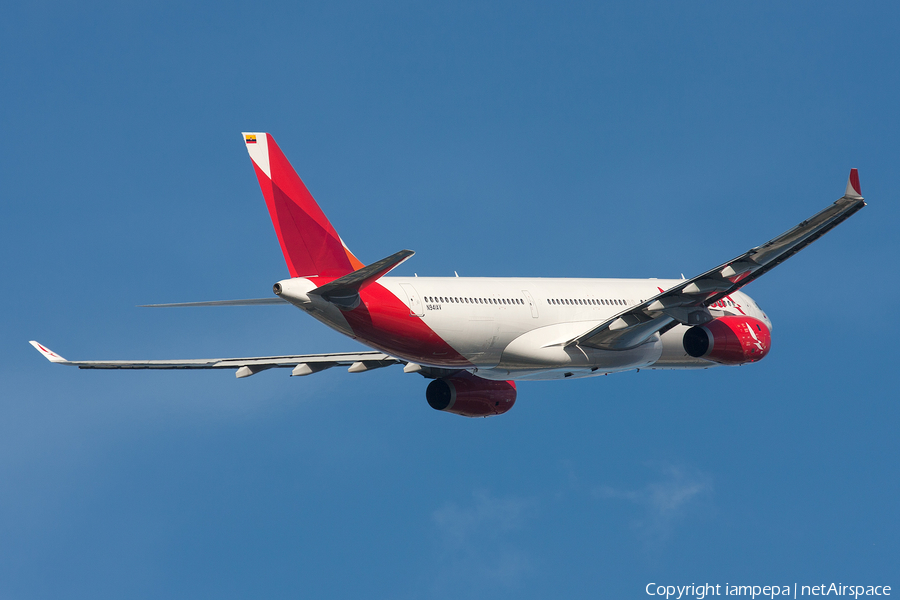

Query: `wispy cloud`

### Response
(433, 490, 533, 543)
(593, 463, 713, 543)
(429, 491, 537, 590)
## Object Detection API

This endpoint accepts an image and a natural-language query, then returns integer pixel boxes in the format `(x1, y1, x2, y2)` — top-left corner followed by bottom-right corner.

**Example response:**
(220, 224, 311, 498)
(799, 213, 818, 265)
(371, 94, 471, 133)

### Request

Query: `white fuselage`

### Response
(284, 276, 772, 382)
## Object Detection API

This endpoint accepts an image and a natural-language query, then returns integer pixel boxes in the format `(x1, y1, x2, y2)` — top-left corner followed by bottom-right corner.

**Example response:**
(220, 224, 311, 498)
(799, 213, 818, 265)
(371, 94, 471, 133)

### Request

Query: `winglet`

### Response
(844, 168, 862, 198)
(29, 341, 68, 363)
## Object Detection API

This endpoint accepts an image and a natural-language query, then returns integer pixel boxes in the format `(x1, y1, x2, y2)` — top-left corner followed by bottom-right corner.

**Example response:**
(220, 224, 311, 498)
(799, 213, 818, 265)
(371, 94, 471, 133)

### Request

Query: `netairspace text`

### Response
(645, 583, 891, 600)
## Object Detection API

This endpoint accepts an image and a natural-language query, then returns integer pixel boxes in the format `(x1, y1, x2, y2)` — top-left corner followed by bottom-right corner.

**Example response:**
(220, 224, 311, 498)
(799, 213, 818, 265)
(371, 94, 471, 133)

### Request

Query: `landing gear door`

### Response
(522, 290, 539, 318)
(400, 283, 425, 317)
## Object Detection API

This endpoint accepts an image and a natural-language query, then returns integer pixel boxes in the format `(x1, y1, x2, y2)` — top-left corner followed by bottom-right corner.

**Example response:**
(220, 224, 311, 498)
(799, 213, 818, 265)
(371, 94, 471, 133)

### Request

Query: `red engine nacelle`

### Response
(426, 372, 517, 417)
(682, 316, 772, 365)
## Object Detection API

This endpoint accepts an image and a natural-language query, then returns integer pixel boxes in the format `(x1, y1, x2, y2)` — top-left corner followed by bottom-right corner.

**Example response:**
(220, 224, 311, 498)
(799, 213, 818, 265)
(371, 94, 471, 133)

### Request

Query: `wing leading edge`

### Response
(140, 298, 289, 308)
(29, 341, 400, 378)
(568, 169, 866, 350)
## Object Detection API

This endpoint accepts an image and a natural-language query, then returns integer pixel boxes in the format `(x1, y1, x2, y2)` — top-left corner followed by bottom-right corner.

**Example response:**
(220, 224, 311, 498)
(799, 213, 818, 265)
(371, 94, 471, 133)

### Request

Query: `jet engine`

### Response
(682, 316, 771, 365)
(426, 372, 516, 417)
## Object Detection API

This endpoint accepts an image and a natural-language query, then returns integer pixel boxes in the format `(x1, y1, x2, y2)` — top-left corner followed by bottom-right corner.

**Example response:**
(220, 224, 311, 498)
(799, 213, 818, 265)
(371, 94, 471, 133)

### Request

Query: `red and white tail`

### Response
(243, 132, 364, 278)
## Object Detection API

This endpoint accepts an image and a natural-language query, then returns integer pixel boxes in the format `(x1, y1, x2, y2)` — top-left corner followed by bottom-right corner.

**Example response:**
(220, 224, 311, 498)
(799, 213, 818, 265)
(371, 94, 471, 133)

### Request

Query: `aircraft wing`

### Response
(29, 341, 400, 378)
(141, 298, 289, 307)
(569, 169, 867, 350)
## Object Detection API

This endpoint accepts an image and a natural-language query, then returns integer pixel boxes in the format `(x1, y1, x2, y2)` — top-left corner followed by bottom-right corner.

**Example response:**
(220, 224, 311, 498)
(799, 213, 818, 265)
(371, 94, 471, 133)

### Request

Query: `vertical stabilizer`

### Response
(243, 132, 364, 278)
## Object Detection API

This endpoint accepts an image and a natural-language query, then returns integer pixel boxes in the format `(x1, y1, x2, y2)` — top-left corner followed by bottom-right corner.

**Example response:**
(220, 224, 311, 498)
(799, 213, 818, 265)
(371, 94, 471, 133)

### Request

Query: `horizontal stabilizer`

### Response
(311, 249, 414, 305)
(141, 298, 288, 308)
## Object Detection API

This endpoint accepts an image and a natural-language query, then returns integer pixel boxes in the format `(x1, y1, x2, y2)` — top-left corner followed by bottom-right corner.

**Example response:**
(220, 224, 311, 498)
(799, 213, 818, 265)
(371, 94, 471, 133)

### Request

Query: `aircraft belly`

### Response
(489, 322, 663, 379)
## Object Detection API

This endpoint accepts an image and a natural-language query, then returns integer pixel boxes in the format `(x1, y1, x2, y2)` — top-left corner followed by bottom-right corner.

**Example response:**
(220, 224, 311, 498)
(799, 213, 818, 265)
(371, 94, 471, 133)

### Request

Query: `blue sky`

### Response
(2, 2, 898, 598)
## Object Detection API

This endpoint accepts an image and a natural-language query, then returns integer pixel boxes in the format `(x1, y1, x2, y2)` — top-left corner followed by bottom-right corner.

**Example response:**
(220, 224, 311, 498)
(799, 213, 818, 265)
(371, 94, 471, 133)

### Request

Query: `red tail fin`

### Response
(243, 132, 364, 278)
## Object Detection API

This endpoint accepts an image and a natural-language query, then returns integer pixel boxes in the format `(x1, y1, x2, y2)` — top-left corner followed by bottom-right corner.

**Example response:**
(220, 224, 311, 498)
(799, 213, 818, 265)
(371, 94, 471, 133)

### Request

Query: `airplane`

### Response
(31, 132, 867, 417)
